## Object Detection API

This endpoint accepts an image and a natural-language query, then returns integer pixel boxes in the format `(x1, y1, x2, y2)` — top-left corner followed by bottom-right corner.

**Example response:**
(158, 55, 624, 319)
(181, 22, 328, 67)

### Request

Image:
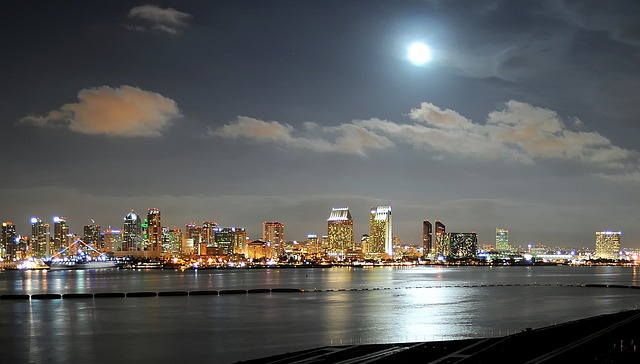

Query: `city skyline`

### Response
(1, 1, 638, 248)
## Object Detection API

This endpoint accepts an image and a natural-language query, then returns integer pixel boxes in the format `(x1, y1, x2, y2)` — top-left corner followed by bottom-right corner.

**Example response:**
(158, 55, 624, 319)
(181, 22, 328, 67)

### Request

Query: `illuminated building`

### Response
(232, 228, 247, 255)
(1, 222, 17, 260)
(185, 223, 202, 246)
(146, 208, 162, 256)
(368, 206, 392, 258)
(434, 221, 448, 256)
(53, 216, 69, 254)
(422, 220, 433, 256)
(103, 228, 122, 252)
(202, 221, 219, 246)
(595, 231, 621, 260)
(448, 232, 478, 258)
(31, 217, 50, 258)
(263, 221, 285, 258)
(327, 207, 353, 259)
(163, 227, 182, 253)
(306, 234, 320, 257)
(496, 228, 509, 251)
(214, 227, 234, 255)
(247, 240, 269, 260)
(123, 210, 142, 251)
(83, 221, 101, 249)
(360, 234, 370, 255)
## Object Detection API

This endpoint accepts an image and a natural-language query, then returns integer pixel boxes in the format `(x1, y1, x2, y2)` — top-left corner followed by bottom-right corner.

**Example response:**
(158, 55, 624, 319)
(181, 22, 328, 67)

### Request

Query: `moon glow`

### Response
(407, 42, 432, 65)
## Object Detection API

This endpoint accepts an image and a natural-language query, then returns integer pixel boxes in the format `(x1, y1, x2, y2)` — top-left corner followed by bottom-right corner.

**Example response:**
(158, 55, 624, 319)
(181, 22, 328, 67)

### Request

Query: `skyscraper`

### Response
(422, 220, 433, 255)
(83, 221, 101, 248)
(201, 221, 219, 246)
(434, 220, 447, 256)
(595, 231, 621, 260)
(53, 216, 69, 255)
(31, 217, 50, 258)
(263, 221, 285, 258)
(1, 222, 17, 260)
(496, 228, 509, 251)
(146, 208, 162, 255)
(327, 207, 353, 260)
(448, 232, 478, 258)
(123, 211, 142, 251)
(369, 206, 393, 257)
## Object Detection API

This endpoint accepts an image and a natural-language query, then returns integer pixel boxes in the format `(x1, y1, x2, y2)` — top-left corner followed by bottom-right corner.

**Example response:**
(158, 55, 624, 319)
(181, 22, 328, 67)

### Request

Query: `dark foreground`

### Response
(240, 309, 640, 363)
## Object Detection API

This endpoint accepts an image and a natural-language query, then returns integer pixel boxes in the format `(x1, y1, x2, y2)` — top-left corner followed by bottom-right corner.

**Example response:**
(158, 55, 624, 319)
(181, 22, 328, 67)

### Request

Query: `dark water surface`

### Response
(1, 265, 639, 363)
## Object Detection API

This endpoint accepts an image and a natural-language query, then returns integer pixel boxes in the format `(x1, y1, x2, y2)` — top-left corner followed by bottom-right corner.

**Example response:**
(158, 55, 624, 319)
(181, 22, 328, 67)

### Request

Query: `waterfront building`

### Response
(246, 240, 269, 260)
(368, 206, 393, 258)
(185, 223, 202, 246)
(263, 221, 285, 258)
(595, 231, 621, 260)
(123, 211, 142, 251)
(30, 217, 50, 258)
(434, 221, 448, 257)
(146, 208, 162, 256)
(496, 228, 509, 251)
(232, 228, 247, 256)
(53, 216, 70, 255)
(214, 227, 235, 255)
(103, 228, 122, 252)
(1, 222, 17, 260)
(306, 234, 320, 257)
(163, 227, 182, 254)
(422, 220, 433, 256)
(83, 222, 101, 249)
(201, 221, 219, 246)
(448, 232, 478, 259)
(327, 207, 354, 260)
(360, 234, 370, 255)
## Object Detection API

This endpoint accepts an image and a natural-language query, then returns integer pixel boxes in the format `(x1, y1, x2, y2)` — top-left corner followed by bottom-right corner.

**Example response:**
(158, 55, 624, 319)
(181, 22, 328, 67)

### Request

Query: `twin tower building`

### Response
(326, 206, 393, 260)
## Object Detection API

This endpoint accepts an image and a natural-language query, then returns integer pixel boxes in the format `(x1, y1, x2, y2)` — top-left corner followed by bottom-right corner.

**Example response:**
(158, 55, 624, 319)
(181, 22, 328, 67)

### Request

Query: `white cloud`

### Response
(127, 4, 192, 35)
(20, 85, 181, 137)
(210, 100, 638, 177)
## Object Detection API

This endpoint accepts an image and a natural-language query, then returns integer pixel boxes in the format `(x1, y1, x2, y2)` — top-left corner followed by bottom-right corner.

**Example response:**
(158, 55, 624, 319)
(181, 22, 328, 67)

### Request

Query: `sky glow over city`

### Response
(0, 1, 639, 247)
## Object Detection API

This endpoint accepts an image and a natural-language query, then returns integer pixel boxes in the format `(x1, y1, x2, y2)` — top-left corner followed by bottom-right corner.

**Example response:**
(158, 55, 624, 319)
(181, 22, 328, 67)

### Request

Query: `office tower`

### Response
(53, 216, 69, 255)
(214, 227, 234, 255)
(360, 234, 370, 254)
(1, 222, 17, 260)
(185, 223, 202, 246)
(103, 228, 122, 252)
(202, 221, 219, 246)
(496, 228, 509, 251)
(448, 232, 478, 258)
(422, 220, 433, 255)
(595, 231, 621, 260)
(263, 221, 285, 258)
(306, 234, 320, 256)
(369, 206, 393, 257)
(434, 220, 448, 256)
(162, 227, 182, 254)
(146, 208, 162, 254)
(123, 210, 142, 251)
(232, 227, 247, 255)
(327, 207, 354, 259)
(83, 221, 101, 248)
(31, 217, 50, 258)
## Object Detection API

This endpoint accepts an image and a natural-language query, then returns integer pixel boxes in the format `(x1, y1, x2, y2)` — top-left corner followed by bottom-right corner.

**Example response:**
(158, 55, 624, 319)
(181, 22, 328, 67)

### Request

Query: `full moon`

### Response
(407, 42, 432, 65)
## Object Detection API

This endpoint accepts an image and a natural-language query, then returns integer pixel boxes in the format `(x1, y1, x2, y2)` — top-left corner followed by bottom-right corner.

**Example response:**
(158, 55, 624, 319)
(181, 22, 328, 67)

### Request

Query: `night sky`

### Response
(1, 1, 639, 248)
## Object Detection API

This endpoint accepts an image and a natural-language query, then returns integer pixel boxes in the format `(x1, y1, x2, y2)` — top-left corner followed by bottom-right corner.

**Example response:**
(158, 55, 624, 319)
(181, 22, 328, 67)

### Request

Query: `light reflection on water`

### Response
(1, 266, 639, 363)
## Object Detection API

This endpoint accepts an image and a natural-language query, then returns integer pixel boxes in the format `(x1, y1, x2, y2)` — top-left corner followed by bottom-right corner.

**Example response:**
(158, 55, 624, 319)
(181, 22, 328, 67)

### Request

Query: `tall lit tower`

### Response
(595, 231, 621, 260)
(1, 222, 17, 260)
(369, 206, 392, 257)
(83, 220, 101, 249)
(123, 210, 142, 251)
(327, 207, 354, 259)
(263, 221, 285, 258)
(146, 208, 162, 254)
(422, 220, 433, 256)
(53, 216, 69, 254)
(31, 217, 50, 258)
(434, 220, 447, 256)
(496, 228, 509, 251)
(202, 221, 219, 246)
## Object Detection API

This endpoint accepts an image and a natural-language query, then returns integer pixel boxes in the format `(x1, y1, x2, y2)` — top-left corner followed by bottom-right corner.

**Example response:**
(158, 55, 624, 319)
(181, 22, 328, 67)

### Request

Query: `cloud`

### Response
(210, 100, 638, 175)
(20, 85, 181, 137)
(209, 116, 393, 155)
(127, 4, 192, 35)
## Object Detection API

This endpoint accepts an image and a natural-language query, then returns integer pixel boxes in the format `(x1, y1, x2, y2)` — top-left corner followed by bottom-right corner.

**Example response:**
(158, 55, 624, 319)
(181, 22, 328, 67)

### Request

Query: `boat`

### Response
(46, 259, 117, 270)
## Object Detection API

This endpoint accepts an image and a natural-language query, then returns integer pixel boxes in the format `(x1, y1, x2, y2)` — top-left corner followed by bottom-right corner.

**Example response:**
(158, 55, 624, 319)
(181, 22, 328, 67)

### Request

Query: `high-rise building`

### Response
(103, 228, 122, 252)
(1, 222, 17, 260)
(214, 227, 234, 255)
(496, 228, 509, 251)
(83, 221, 101, 248)
(163, 227, 182, 253)
(146, 208, 162, 255)
(185, 223, 202, 246)
(327, 207, 354, 260)
(232, 227, 247, 255)
(306, 234, 320, 256)
(123, 211, 142, 251)
(422, 220, 433, 255)
(368, 206, 393, 257)
(263, 221, 285, 258)
(201, 221, 219, 246)
(595, 231, 621, 260)
(53, 216, 69, 255)
(434, 221, 448, 256)
(31, 217, 50, 258)
(448, 232, 478, 258)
